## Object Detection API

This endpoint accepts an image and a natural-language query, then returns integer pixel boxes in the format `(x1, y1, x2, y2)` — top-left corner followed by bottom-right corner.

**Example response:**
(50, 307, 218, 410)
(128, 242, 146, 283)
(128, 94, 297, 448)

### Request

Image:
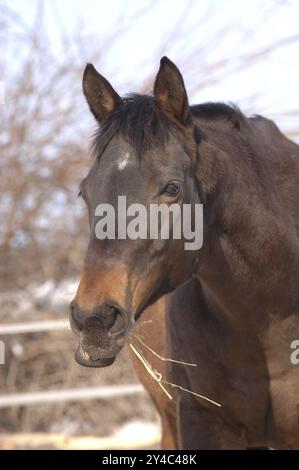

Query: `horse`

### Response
(70, 56, 299, 449)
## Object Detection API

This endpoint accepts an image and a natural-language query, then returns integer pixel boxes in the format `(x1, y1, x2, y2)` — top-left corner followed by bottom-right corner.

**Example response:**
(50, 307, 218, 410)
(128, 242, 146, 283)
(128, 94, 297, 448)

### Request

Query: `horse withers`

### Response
(70, 57, 299, 449)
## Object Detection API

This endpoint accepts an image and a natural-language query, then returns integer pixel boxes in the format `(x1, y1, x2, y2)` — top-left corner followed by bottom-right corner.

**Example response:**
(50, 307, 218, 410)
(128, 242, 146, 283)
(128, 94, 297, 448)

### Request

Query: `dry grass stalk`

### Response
(134, 331, 197, 368)
(129, 342, 221, 408)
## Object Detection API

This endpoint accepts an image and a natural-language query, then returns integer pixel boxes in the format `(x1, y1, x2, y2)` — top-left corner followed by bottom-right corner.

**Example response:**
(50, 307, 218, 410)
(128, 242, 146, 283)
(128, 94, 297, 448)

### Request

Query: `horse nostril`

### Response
(92, 302, 127, 334)
(109, 305, 128, 334)
(70, 300, 128, 338)
(69, 300, 85, 333)
(99, 304, 118, 329)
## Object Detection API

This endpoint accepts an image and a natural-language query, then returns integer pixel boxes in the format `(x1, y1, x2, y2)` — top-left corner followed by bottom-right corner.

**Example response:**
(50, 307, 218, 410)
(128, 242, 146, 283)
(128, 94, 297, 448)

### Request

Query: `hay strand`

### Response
(129, 343, 221, 408)
(129, 344, 173, 399)
(134, 334, 197, 367)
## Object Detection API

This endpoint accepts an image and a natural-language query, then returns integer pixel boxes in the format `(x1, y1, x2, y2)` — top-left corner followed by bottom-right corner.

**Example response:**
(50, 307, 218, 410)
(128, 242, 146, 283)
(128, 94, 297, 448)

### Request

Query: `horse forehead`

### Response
(117, 151, 132, 171)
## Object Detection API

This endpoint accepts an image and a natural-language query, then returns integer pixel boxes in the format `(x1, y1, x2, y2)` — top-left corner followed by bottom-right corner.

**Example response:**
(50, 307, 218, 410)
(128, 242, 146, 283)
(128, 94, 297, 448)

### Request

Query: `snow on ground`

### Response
(1, 278, 78, 320)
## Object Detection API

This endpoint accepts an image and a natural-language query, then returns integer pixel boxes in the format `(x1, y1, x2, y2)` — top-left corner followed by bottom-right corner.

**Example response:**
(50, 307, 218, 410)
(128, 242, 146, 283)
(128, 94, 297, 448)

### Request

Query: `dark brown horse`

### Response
(70, 57, 299, 449)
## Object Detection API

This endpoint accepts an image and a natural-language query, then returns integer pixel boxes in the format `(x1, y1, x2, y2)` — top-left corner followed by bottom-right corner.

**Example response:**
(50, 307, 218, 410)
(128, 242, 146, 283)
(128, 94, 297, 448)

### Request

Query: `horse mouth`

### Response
(75, 343, 116, 368)
(70, 312, 128, 368)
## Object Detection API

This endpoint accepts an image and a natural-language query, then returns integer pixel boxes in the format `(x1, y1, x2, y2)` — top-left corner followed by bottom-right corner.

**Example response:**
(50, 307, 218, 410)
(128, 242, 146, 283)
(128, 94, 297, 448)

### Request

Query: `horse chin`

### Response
(75, 343, 116, 368)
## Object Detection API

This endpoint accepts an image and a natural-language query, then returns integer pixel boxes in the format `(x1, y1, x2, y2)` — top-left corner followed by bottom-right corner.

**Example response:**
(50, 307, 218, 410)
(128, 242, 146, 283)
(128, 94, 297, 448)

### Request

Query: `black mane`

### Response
(91, 94, 244, 158)
(191, 102, 244, 130)
(91, 94, 172, 158)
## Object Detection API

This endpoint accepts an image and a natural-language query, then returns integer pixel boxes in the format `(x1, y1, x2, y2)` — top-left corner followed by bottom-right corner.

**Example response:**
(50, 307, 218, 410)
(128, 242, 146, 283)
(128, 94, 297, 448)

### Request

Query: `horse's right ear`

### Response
(154, 57, 191, 126)
(82, 64, 122, 123)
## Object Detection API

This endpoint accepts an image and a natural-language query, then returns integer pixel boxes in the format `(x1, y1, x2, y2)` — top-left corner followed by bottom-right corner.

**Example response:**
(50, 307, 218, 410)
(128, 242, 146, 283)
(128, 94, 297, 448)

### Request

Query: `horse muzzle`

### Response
(69, 300, 130, 368)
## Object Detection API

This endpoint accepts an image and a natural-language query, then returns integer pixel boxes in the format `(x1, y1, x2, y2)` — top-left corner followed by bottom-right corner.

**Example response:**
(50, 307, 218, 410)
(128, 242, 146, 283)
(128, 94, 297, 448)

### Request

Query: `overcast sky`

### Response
(3, 0, 299, 134)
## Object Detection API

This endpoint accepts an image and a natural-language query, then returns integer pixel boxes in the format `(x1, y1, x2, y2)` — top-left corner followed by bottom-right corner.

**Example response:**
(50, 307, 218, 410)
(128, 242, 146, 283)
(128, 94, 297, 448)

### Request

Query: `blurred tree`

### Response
(0, 0, 298, 287)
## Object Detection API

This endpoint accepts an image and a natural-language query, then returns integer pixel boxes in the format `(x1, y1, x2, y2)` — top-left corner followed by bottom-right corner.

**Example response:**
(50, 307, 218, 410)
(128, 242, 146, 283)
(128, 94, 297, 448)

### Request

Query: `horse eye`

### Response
(163, 182, 181, 197)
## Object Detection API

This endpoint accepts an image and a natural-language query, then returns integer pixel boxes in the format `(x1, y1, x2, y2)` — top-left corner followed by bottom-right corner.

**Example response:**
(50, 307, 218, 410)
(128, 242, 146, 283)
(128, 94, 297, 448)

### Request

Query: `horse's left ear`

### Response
(154, 57, 191, 126)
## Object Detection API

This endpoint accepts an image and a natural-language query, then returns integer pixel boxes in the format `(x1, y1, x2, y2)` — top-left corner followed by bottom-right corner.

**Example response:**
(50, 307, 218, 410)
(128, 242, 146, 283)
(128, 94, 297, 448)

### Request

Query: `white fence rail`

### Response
(0, 319, 145, 409)
(0, 319, 68, 335)
(0, 384, 145, 409)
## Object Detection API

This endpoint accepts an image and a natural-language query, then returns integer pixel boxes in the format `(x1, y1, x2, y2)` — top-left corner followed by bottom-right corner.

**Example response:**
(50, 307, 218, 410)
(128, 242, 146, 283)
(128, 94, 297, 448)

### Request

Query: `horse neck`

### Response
(196, 126, 299, 326)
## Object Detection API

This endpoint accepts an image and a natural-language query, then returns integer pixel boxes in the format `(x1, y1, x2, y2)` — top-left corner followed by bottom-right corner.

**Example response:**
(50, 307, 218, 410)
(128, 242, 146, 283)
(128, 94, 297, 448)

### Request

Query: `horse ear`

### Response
(154, 57, 191, 126)
(82, 64, 122, 123)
